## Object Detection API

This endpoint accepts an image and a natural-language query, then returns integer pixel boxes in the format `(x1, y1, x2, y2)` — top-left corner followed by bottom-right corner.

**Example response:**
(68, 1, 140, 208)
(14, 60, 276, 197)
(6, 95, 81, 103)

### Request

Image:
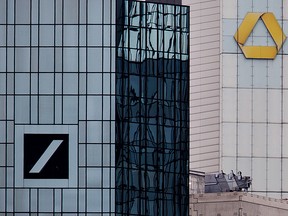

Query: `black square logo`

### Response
(24, 134, 69, 179)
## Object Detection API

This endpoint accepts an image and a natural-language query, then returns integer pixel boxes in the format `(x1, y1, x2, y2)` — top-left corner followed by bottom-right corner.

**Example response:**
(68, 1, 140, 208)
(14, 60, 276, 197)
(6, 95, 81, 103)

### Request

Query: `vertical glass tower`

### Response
(115, 1, 189, 215)
(0, 0, 189, 215)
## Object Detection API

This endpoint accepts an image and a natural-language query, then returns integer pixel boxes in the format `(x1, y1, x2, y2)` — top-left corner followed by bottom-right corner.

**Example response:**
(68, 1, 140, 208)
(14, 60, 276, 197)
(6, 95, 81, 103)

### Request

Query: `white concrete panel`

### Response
(222, 0, 237, 19)
(252, 158, 267, 192)
(221, 156, 236, 172)
(267, 124, 281, 157)
(253, 89, 267, 123)
(268, 0, 282, 20)
(283, 91, 288, 123)
(267, 158, 281, 191)
(284, 0, 288, 19)
(222, 35, 238, 53)
(238, 123, 252, 157)
(222, 19, 237, 36)
(282, 21, 288, 55)
(268, 90, 281, 123)
(253, 60, 267, 88)
(282, 124, 288, 157)
(222, 54, 237, 88)
(238, 0, 252, 19)
(283, 56, 288, 89)
(238, 89, 252, 122)
(222, 123, 236, 157)
(268, 56, 282, 88)
(237, 157, 252, 177)
(253, 0, 268, 13)
(238, 55, 252, 87)
(252, 123, 267, 157)
(222, 88, 237, 122)
(282, 159, 288, 192)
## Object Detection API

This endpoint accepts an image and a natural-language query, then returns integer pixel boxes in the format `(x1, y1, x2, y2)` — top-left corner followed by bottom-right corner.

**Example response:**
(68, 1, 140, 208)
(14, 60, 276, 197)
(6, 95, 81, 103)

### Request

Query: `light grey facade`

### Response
(185, 0, 288, 199)
(0, 0, 116, 214)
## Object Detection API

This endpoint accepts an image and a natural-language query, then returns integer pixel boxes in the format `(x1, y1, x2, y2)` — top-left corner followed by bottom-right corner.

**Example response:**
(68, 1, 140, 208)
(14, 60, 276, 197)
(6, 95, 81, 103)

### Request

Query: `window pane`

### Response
(40, 25, 54, 46)
(87, 121, 102, 143)
(39, 96, 54, 124)
(63, 73, 78, 94)
(63, 48, 78, 72)
(15, 96, 29, 123)
(63, 96, 78, 124)
(40, 0, 54, 24)
(63, 26, 78, 46)
(0, 0, 6, 24)
(64, 0, 78, 24)
(88, 0, 102, 24)
(15, 73, 29, 94)
(16, 0, 30, 24)
(39, 48, 54, 72)
(39, 73, 54, 94)
(15, 48, 30, 72)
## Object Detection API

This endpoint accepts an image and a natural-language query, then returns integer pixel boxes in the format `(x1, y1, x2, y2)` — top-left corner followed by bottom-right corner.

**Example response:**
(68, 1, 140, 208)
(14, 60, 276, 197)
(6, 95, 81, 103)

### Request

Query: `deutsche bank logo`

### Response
(24, 134, 69, 179)
(15, 125, 77, 188)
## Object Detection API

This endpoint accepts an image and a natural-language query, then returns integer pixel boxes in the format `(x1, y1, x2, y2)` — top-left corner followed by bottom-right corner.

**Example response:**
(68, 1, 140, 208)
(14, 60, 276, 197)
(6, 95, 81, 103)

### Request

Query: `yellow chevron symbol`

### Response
(234, 12, 286, 59)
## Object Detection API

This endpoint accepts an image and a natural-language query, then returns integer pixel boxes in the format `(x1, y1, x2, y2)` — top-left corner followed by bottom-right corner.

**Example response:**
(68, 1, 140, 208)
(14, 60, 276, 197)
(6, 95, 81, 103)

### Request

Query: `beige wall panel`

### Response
(191, 124, 220, 134)
(190, 35, 220, 46)
(190, 83, 219, 93)
(190, 89, 220, 100)
(190, 118, 219, 128)
(190, 110, 219, 120)
(191, 41, 220, 52)
(190, 131, 219, 142)
(191, 51, 219, 60)
(183, 0, 220, 173)
(191, 55, 220, 66)
(191, 27, 220, 38)
(190, 152, 219, 163)
(190, 103, 219, 113)
(190, 144, 219, 154)
(191, 14, 220, 25)
(190, 138, 219, 149)
(190, 159, 219, 170)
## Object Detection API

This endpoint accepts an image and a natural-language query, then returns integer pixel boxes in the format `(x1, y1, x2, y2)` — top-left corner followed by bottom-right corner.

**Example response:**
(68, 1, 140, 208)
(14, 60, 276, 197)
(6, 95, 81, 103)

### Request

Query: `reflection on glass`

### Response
(116, 1, 189, 215)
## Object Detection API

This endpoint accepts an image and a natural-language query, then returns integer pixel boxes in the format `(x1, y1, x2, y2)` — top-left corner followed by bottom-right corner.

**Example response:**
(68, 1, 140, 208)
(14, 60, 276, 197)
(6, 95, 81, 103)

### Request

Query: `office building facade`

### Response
(0, 0, 189, 215)
(115, 1, 189, 215)
(185, 0, 288, 199)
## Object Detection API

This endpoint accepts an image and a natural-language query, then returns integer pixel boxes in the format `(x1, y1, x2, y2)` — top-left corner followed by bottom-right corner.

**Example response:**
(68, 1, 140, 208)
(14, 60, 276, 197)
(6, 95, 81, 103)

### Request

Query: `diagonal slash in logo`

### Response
(29, 140, 63, 173)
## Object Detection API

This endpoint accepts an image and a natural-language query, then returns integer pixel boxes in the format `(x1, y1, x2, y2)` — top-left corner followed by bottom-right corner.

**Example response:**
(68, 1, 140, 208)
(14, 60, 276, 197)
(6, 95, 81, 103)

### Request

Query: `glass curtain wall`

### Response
(0, 0, 116, 214)
(115, 1, 189, 215)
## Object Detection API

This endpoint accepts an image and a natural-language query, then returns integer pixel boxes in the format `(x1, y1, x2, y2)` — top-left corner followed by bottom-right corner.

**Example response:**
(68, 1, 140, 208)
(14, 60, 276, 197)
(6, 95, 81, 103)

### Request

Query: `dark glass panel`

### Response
(116, 1, 189, 215)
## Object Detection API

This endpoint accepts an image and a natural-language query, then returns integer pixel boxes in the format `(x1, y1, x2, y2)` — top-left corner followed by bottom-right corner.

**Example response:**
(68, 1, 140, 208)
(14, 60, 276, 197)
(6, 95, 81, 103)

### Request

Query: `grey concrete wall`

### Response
(190, 192, 288, 216)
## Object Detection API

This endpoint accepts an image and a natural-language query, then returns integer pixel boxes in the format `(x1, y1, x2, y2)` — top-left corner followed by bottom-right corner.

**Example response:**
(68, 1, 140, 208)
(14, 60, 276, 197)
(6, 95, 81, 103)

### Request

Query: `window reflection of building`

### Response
(116, 1, 189, 215)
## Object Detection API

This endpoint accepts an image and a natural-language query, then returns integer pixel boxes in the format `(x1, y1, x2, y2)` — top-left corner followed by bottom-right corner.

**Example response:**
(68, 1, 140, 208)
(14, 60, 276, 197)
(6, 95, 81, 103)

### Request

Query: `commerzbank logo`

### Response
(234, 12, 286, 59)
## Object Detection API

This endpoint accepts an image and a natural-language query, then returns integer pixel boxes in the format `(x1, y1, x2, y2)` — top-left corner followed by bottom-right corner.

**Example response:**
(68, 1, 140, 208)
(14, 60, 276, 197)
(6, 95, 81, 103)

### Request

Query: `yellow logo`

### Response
(234, 12, 286, 59)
